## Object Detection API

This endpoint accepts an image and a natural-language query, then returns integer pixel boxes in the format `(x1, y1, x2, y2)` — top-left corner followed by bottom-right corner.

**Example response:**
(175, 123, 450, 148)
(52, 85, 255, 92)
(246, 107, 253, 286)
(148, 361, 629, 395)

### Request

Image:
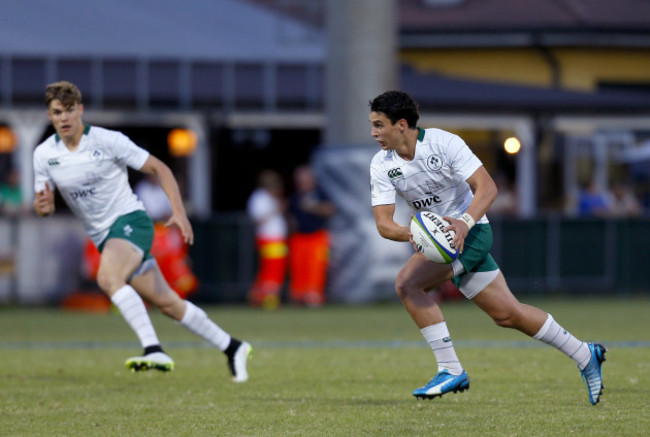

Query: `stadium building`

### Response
(1, 0, 650, 303)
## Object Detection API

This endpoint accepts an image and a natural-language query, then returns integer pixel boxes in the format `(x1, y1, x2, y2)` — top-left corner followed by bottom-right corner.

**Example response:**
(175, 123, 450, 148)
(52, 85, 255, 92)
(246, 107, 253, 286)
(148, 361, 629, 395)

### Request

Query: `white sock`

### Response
(533, 314, 591, 369)
(420, 322, 463, 375)
(180, 301, 231, 351)
(111, 285, 160, 349)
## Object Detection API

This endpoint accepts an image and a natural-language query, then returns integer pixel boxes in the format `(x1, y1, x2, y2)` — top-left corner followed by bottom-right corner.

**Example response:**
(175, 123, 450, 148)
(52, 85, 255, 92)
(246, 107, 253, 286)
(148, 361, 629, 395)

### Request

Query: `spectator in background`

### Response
(287, 165, 336, 307)
(135, 173, 173, 222)
(0, 168, 27, 216)
(607, 181, 642, 217)
(247, 169, 288, 310)
(577, 179, 610, 217)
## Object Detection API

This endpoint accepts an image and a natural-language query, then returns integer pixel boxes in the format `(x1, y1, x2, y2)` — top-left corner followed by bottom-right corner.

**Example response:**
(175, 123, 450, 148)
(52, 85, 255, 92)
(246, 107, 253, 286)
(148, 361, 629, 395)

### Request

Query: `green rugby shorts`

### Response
(98, 210, 154, 260)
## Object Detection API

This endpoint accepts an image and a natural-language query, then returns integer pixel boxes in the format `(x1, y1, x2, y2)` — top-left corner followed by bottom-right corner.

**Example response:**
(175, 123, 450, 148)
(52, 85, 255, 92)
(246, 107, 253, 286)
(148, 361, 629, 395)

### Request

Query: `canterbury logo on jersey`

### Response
(387, 168, 403, 179)
(70, 187, 97, 199)
(48, 158, 61, 166)
(412, 196, 442, 209)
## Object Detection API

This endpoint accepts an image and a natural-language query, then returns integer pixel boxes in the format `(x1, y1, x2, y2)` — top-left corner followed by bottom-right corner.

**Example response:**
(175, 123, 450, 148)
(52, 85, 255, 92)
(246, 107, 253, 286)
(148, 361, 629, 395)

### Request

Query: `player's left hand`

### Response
(443, 215, 470, 254)
(34, 182, 55, 216)
(166, 213, 194, 245)
(408, 214, 419, 252)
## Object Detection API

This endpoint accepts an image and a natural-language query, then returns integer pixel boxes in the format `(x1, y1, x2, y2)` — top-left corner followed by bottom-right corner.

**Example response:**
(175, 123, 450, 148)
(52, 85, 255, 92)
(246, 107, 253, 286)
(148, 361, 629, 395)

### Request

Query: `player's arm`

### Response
(373, 204, 410, 242)
(34, 182, 55, 217)
(444, 166, 497, 252)
(464, 166, 498, 224)
(139, 155, 194, 245)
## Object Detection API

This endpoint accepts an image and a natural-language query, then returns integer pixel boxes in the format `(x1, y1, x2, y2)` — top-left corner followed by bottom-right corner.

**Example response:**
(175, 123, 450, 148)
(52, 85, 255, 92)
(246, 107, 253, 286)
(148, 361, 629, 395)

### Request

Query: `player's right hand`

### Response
(165, 212, 194, 246)
(443, 215, 468, 254)
(34, 182, 55, 216)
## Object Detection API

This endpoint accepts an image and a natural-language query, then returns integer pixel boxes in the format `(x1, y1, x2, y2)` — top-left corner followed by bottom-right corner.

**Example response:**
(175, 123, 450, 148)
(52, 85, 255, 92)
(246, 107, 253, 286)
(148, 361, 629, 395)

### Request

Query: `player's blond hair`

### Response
(44, 81, 82, 109)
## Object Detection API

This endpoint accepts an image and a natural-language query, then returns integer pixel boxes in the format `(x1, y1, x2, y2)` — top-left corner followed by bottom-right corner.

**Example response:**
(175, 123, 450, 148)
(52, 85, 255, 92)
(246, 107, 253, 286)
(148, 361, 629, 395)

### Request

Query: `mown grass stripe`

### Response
(1, 339, 648, 350)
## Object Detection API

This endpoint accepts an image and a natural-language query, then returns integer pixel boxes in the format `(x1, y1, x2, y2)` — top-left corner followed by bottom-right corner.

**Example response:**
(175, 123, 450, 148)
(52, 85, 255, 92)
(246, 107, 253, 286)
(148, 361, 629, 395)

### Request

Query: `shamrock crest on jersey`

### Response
(90, 148, 105, 166)
(426, 154, 443, 172)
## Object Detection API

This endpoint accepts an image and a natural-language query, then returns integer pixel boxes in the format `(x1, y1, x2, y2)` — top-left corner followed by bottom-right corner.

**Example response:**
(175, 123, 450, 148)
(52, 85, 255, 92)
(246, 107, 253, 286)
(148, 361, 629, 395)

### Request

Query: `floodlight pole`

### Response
(324, 0, 398, 146)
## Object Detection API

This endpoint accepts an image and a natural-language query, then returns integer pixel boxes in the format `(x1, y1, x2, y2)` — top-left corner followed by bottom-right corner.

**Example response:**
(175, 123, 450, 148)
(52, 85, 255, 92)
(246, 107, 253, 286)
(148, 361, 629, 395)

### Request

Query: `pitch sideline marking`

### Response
(1, 339, 649, 350)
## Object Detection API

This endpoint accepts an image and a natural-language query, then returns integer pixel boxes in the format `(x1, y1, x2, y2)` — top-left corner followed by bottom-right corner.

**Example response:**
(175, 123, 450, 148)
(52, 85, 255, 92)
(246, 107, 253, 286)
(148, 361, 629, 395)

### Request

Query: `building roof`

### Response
(248, 0, 650, 47)
(401, 66, 650, 113)
(0, 0, 324, 61)
(1, 0, 648, 113)
(400, 0, 650, 48)
(401, 0, 650, 32)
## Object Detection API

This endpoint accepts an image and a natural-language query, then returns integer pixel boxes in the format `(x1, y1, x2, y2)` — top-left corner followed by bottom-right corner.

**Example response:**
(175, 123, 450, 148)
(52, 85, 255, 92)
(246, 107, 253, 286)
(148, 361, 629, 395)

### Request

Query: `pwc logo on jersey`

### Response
(412, 196, 442, 210)
(48, 158, 61, 166)
(387, 168, 403, 179)
(70, 187, 97, 200)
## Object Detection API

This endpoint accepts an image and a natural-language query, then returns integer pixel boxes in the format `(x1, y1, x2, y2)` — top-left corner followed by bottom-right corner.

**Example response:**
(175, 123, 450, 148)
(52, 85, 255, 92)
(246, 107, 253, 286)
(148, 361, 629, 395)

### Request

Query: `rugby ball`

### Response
(410, 211, 459, 264)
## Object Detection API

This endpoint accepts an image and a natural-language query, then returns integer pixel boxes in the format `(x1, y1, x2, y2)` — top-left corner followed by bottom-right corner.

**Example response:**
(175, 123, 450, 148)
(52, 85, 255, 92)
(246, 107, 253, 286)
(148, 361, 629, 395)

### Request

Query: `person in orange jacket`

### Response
(246, 170, 288, 309)
(287, 165, 335, 307)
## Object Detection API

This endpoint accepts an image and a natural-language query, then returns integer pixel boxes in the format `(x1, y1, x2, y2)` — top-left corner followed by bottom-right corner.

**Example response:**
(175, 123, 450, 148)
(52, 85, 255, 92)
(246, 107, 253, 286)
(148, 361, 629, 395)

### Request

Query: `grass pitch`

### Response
(1, 296, 649, 436)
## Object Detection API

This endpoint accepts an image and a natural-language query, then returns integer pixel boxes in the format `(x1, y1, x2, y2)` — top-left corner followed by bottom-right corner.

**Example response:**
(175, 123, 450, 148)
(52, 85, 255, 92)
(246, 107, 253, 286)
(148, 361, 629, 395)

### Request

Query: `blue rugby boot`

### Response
(580, 343, 607, 405)
(413, 369, 469, 400)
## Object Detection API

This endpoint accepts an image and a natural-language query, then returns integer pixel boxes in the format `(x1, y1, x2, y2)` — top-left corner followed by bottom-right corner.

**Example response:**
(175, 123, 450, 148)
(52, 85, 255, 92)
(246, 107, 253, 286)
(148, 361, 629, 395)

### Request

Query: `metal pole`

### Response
(325, 0, 397, 146)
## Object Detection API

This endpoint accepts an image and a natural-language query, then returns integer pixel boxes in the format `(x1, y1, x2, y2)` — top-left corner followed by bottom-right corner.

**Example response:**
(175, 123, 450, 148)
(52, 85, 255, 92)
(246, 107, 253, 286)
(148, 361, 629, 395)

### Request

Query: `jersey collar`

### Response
(55, 124, 91, 142)
(417, 127, 425, 142)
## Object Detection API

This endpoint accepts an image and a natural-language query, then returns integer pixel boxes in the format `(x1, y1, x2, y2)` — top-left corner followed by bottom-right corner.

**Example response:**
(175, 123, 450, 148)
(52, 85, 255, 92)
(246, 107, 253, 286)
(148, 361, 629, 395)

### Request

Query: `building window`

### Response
(11, 58, 46, 104)
(234, 63, 264, 109)
(149, 61, 180, 108)
(103, 59, 138, 109)
(191, 62, 224, 109)
(57, 59, 93, 103)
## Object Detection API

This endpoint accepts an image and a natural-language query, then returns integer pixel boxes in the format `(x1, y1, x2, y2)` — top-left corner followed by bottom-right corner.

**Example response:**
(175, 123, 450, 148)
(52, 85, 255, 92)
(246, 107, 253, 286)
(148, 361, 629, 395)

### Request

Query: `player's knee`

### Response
(492, 314, 514, 328)
(394, 274, 420, 300)
(96, 270, 121, 295)
(394, 275, 408, 299)
(490, 308, 522, 329)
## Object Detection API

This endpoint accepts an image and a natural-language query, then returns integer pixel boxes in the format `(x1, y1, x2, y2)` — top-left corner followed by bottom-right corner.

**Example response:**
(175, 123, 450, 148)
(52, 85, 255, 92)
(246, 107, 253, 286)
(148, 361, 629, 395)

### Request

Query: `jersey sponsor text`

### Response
(412, 196, 442, 209)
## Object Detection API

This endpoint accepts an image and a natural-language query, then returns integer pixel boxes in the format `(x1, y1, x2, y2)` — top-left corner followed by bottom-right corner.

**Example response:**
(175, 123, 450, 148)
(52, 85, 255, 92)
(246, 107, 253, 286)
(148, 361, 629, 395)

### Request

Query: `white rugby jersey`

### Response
(370, 127, 488, 224)
(247, 188, 288, 240)
(33, 125, 150, 245)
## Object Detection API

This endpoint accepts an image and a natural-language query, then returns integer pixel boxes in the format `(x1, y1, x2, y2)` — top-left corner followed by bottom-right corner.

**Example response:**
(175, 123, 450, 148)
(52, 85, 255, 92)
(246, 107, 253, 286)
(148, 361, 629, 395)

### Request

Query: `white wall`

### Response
(0, 216, 87, 304)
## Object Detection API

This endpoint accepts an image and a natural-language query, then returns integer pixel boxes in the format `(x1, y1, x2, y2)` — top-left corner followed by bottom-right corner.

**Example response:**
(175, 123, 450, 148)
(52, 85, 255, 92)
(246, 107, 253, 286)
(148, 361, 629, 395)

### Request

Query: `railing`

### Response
(490, 217, 625, 294)
(188, 213, 257, 303)
(190, 215, 650, 301)
(1, 214, 648, 305)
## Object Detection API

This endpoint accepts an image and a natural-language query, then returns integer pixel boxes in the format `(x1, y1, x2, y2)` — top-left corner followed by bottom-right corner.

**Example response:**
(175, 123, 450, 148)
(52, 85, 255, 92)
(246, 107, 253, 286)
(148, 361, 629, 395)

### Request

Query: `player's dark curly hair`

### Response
(369, 90, 420, 128)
